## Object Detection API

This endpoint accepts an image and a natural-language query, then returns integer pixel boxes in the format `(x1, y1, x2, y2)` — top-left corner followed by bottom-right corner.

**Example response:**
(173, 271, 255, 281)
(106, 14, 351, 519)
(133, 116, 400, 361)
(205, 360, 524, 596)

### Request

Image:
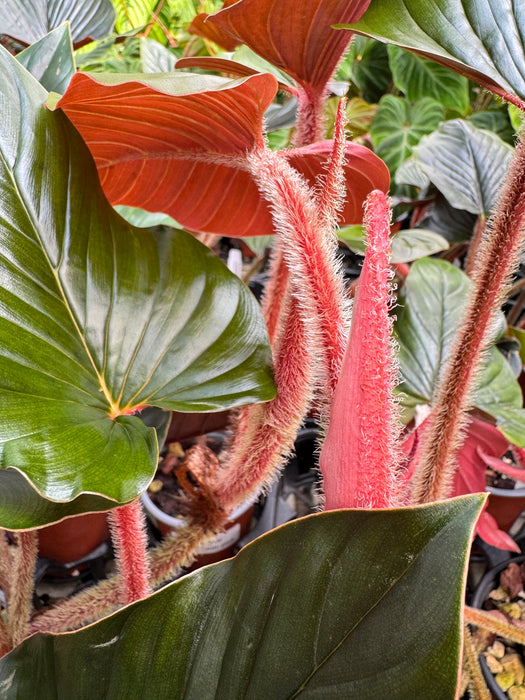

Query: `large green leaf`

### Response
(0, 48, 275, 529)
(0, 0, 115, 45)
(370, 95, 444, 176)
(395, 258, 525, 441)
(16, 24, 75, 94)
(343, 0, 525, 110)
(0, 499, 484, 698)
(409, 119, 514, 216)
(387, 45, 469, 114)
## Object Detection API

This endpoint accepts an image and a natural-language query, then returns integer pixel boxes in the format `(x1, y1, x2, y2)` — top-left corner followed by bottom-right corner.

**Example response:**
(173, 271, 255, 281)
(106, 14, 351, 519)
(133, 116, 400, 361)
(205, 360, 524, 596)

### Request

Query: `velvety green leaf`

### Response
(387, 45, 469, 114)
(141, 37, 177, 73)
(390, 228, 449, 263)
(16, 24, 75, 94)
(395, 158, 431, 189)
(395, 259, 522, 427)
(0, 48, 275, 528)
(342, 35, 392, 103)
(0, 0, 115, 45)
(412, 119, 514, 216)
(344, 0, 525, 110)
(469, 110, 515, 145)
(0, 499, 484, 699)
(417, 193, 477, 243)
(370, 95, 444, 175)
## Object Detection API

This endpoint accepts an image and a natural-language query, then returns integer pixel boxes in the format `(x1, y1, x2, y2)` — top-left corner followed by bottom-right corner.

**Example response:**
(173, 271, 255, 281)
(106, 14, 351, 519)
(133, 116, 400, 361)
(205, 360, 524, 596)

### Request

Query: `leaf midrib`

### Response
(1, 131, 116, 416)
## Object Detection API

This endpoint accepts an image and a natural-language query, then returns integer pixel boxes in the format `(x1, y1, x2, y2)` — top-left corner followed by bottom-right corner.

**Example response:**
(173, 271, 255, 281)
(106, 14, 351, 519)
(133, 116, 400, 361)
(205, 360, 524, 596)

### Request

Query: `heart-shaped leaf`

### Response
(395, 258, 524, 441)
(410, 119, 514, 216)
(387, 45, 469, 114)
(16, 24, 75, 94)
(0, 0, 115, 46)
(0, 48, 275, 529)
(370, 96, 444, 175)
(206, 0, 372, 89)
(0, 498, 484, 698)
(344, 0, 525, 110)
(56, 72, 390, 235)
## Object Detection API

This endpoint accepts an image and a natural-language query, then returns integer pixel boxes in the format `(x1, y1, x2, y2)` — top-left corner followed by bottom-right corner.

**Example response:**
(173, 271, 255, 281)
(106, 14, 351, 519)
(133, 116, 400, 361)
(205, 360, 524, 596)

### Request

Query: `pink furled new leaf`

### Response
(320, 190, 400, 509)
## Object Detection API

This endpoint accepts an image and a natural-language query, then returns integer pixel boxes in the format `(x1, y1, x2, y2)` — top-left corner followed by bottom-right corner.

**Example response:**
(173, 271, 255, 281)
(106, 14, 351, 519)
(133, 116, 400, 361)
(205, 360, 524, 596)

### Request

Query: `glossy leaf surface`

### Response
(411, 120, 514, 216)
(57, 72, 389, 235)
(16, 24, 75, 94)
(370, 96, 444, 175)
(395, 259, 525, 443)
(0, 0, 115, 45)
(206, 0, 372, 88)
(0, 499, 484, 698)
(0, 49, 275, 528)
(345, 0, 525, 110)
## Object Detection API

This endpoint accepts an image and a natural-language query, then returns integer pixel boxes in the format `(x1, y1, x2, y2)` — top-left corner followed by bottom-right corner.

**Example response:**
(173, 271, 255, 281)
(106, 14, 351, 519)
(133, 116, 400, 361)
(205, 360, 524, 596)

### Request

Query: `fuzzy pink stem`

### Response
(108, 500, 152, 604)
(7, 531, 37, 647)
(411, 134, 525, 503)
(317, 98, 348, 232)
(249, 146, 349, 401)
(215, 294, 314, 511)
(294, 84, 329, 147)
(320, 190, 400, 509)
(260, 240, 290, 346)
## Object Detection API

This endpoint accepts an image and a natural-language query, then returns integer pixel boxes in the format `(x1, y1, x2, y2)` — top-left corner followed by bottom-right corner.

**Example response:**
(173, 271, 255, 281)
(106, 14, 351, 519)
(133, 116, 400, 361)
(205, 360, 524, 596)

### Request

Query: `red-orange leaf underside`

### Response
(57, 72, 388, 236)
(206, 0, 372, 89)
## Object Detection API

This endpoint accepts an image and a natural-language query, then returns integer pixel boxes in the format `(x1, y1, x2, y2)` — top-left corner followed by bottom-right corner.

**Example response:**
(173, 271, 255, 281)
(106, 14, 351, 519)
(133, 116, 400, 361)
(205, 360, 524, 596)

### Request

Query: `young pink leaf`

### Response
(320, 190, 400, 509)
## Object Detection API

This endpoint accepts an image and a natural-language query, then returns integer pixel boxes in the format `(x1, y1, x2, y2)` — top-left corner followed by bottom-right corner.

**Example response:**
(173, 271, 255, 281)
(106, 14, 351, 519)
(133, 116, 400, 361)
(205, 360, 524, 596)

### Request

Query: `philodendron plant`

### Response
(1, 0, 525, 697)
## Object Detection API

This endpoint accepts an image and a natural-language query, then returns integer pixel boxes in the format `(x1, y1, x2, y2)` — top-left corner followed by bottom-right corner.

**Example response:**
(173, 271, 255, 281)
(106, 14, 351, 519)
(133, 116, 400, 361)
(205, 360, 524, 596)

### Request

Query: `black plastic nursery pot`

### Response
(471, 554, 525, 699)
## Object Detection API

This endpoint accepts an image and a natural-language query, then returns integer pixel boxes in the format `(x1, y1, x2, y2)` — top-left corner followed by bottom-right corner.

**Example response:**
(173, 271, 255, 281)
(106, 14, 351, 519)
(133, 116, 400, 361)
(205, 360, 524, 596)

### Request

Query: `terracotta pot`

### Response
(37, 511, 110, 564)
(486, 486, 525, 532)
(141, 491, 254, 570)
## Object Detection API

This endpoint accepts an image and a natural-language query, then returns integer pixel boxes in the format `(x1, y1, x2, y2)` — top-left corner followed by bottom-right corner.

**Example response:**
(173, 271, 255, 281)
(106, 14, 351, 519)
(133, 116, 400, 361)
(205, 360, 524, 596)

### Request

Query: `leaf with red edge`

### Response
(206, 0, 372, 89)
(56, 72, 389, 236)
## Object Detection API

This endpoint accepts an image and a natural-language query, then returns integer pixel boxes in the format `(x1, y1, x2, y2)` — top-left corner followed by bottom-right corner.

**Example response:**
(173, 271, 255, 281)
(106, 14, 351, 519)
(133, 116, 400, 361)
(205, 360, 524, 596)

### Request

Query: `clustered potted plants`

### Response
(1, 0, 525, 697)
